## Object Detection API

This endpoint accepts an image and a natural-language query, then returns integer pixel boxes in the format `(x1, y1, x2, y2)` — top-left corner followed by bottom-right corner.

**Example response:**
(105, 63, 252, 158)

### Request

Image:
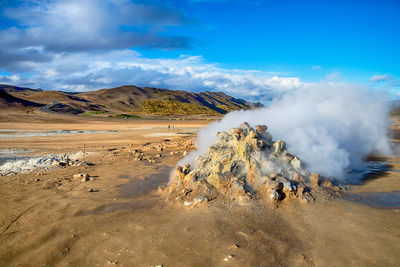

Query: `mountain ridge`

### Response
(0, 84, 262, 116)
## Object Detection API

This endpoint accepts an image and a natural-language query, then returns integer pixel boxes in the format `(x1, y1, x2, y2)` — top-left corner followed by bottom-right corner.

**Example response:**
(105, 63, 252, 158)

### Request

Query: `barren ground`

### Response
(0, 112, 399, 266)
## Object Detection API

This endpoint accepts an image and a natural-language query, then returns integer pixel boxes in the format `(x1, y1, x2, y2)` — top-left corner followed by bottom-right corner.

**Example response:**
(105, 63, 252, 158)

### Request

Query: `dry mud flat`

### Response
(0, 117, 400, 266)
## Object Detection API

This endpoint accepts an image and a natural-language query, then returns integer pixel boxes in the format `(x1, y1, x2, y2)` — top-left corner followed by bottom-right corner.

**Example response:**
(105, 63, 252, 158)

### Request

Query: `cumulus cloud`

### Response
(369, 74, 391, 82)
(0, 49, 306, 101)
(0, 0, 191, 57)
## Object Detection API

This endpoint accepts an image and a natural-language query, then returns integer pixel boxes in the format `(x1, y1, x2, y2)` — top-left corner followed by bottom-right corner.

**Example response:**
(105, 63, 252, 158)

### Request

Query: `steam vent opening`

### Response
(165, 122, 339, 207)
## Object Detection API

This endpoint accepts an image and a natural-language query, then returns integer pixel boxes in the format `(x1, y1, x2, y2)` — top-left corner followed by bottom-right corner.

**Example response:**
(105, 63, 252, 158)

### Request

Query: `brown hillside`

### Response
(0, 84, 42, 97)
(0, 89, 43, 110)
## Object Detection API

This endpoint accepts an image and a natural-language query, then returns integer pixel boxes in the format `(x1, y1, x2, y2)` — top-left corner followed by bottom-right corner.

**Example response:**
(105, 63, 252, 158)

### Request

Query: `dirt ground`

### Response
(0, 112, 399, 266)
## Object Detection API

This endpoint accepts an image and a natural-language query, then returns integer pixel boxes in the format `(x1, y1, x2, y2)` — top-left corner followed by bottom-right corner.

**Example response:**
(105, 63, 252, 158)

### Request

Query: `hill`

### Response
(0, 84, 42, 97)
(0, 88, 44, 110)
(2, 84, 262, 116)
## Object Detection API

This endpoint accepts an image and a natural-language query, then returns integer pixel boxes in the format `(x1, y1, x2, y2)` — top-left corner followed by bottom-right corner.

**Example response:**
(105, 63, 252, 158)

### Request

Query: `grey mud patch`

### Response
(118, 165, 172, 198)
(76, 166, 172, 216)
(345, 191, 400, 209)
(0, 129, 118, 138)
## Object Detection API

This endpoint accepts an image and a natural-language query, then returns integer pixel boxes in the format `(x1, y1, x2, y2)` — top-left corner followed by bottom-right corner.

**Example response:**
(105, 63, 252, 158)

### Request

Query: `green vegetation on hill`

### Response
(111, 113, 141, 119)
(139, 99, 219, 115)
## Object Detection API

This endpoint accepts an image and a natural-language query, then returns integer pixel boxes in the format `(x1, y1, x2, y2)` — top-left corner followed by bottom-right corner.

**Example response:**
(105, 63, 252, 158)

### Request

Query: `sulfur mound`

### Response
(167, 122, 332, 206)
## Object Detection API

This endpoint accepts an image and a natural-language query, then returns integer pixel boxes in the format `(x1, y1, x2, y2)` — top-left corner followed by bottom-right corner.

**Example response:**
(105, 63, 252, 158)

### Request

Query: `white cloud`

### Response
(0, 0, 191, 56)
(369, 74, 391, 82)
(0, 49, 307, 102)
(311, 65, 321, 71)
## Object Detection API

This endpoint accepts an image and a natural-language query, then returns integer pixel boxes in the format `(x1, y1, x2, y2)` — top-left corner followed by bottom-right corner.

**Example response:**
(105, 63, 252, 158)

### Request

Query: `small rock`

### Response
(183, 151, 188, 156)
(107, 260, 118, 264)
(269, 189, 281, 202)
(293, 173, 305, 183)
(237, 195, 252, 205)
(182, 164, 191, 174)
(266, 180, 284, 191)
(73, 173, 89, 180)
(233, 128, 243, 136)
(273, 139, 286, 154)
(88, 188, 94, 192)
(35, 178, 40, 182)
(194, 195, 207, 204)
(248, 130, 258, 139)
(255, 124, 268, 133)
(157, 185, 166, 193)
(290, 157, 302, 169)
(310, 173, 320, 187)
(223, 255, 234, 262)
(170, 151, 174, 156)
(321, 179, 333, 189)
(183, 201, 192, 206)
(240, 122, 251, 128)
(284, 153, 294, 162)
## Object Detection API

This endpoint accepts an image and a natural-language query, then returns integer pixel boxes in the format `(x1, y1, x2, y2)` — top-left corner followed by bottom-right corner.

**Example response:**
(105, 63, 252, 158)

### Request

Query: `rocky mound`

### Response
(167, 123, 334, 206)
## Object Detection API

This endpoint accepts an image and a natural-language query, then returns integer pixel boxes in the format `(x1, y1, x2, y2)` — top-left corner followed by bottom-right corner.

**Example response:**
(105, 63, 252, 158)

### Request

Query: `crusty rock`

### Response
(168, 123, 330, 206)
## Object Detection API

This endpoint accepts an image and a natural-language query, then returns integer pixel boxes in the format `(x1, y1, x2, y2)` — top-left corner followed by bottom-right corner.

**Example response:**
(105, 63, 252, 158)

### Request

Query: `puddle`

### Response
(119, 165, 172, 198)
(345, 160, 398, 184)
(177, 132, 196, 136)
(345, 191, 400, 209)
(129, 126, 166, 130)
(143, 133, 179, 138)
(0, 129, 117, 138)
(0, 148, 31, 163)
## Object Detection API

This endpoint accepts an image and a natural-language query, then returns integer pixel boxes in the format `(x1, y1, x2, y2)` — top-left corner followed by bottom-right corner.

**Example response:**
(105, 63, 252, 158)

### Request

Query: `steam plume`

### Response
(181, 83, 390, 180)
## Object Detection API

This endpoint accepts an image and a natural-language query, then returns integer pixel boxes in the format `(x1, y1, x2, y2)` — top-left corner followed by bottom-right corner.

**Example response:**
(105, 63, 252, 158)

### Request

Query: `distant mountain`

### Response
(1, 84, 262, 115)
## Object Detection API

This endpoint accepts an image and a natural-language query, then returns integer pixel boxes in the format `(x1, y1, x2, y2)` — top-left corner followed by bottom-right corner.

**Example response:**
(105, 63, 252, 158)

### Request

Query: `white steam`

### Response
(182, 83, 391, 180)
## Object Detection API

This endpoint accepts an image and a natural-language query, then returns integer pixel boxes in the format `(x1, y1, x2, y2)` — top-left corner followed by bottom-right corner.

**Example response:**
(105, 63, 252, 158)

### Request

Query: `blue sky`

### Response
(0, 0, 399, 101)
